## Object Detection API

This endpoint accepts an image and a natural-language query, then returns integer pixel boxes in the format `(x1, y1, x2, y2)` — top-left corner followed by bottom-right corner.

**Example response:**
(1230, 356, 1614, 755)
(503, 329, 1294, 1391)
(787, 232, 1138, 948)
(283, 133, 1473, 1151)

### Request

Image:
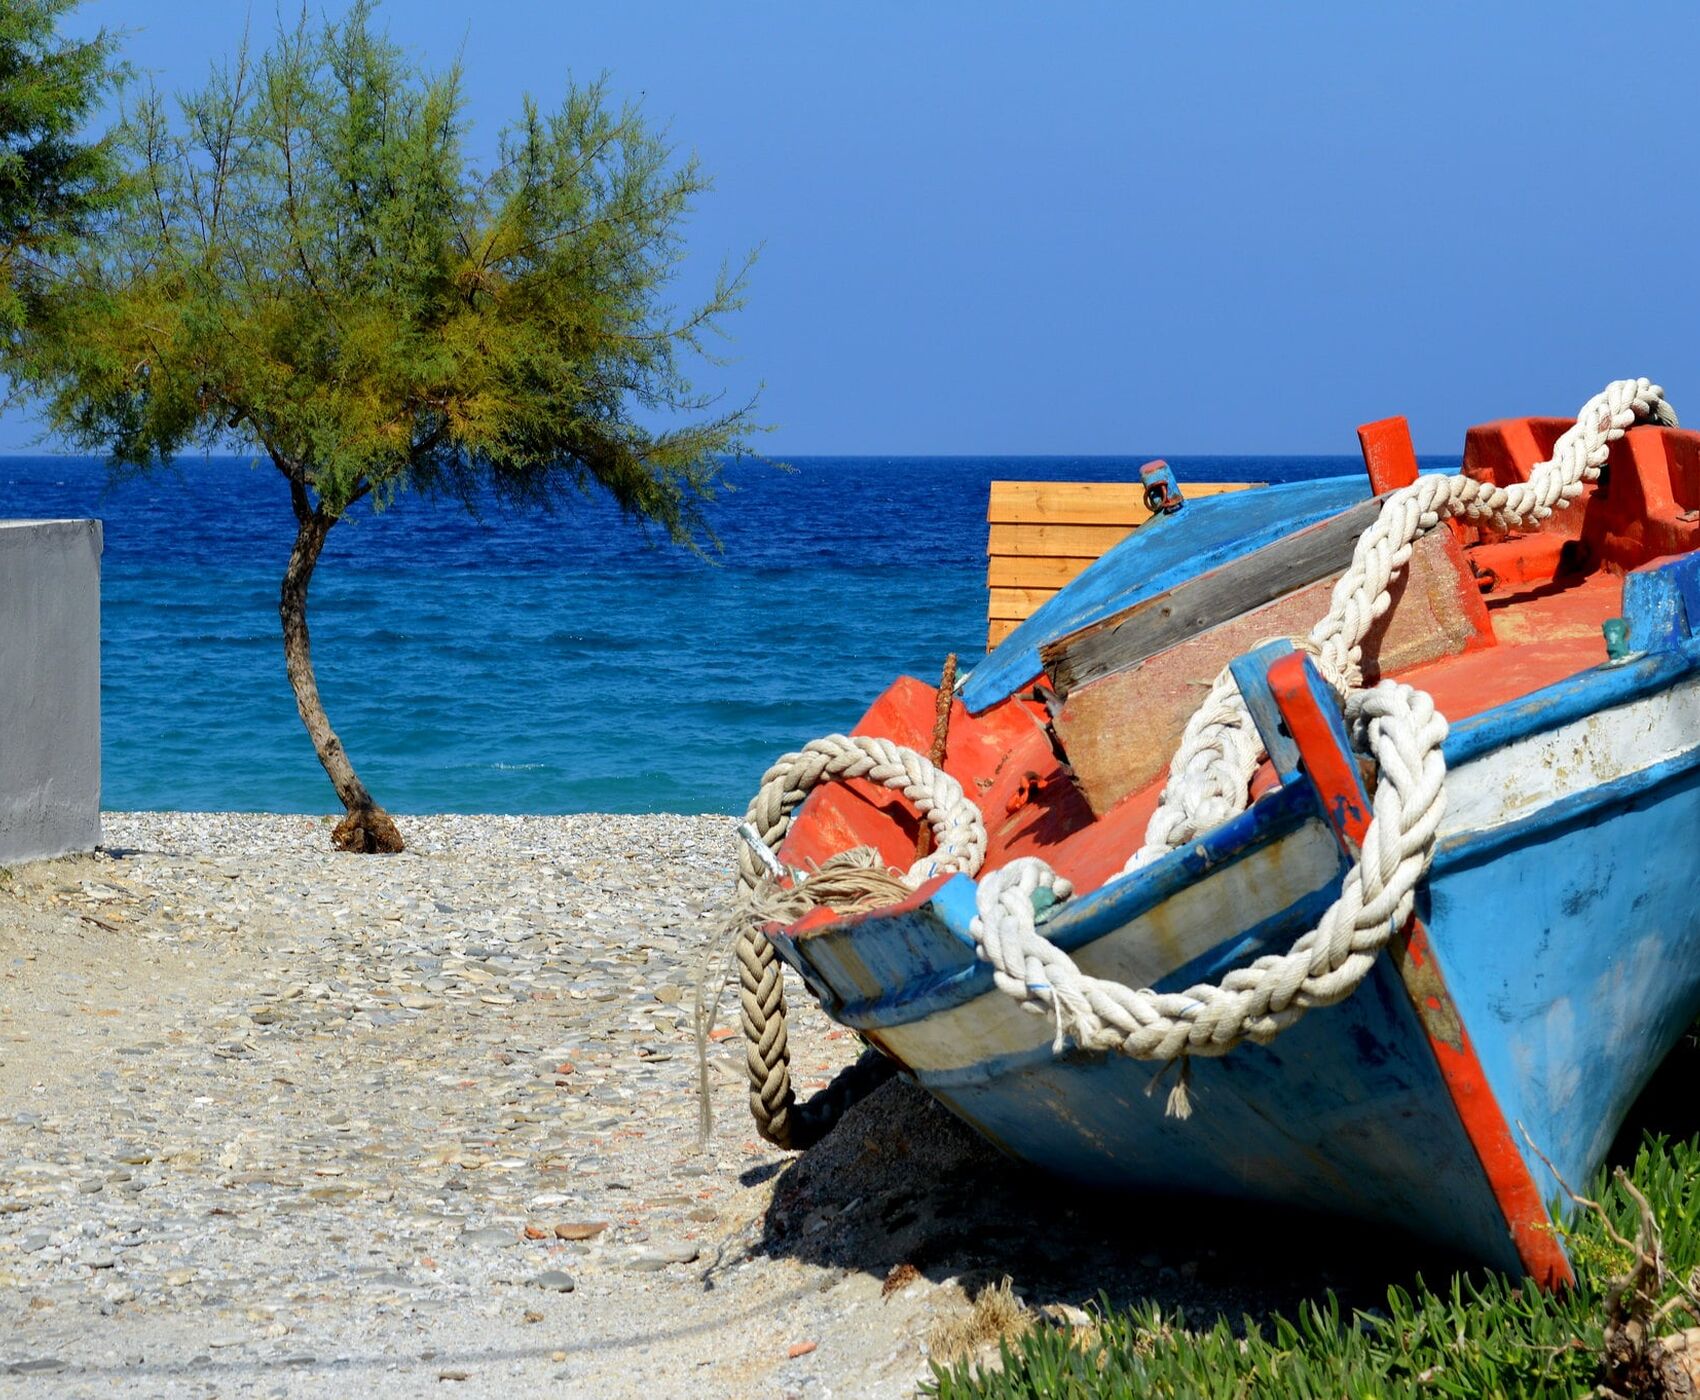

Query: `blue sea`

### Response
(0, 452, 1454, 815)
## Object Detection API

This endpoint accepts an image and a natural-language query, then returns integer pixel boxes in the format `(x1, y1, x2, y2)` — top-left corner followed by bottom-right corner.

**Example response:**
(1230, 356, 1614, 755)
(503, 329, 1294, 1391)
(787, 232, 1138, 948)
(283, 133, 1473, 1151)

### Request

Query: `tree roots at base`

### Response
(331, 806, 405, 854)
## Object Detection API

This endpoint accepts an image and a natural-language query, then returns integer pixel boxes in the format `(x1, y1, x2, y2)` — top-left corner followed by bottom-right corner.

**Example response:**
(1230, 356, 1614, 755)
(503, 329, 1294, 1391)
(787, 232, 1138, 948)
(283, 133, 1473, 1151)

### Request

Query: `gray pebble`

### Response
(623, 1241, 700, 1271)
(6, 1358, 67, 1375)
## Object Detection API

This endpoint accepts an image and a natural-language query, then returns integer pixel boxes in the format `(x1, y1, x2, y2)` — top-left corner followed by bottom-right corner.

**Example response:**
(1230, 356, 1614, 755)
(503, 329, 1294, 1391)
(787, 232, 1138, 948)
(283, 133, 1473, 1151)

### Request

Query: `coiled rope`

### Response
(733, 378, 1675, 1146)
(733, 734, 986, 1148)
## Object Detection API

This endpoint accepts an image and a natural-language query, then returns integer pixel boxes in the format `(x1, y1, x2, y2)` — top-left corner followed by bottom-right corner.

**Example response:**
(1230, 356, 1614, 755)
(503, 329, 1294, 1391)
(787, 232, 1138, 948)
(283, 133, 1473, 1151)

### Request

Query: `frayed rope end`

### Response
(1145, 1056, 1194, 1121)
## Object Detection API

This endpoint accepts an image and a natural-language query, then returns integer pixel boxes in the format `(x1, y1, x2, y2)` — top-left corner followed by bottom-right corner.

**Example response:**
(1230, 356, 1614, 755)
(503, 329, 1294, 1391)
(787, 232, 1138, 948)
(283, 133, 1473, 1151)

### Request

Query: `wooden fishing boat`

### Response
(733, 379, 1700, 1284)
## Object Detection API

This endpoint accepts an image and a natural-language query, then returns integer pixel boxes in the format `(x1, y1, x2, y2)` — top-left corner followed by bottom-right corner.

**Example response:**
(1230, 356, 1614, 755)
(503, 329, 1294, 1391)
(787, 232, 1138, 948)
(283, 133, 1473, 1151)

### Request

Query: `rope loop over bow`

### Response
(732, 734, 984, 1148)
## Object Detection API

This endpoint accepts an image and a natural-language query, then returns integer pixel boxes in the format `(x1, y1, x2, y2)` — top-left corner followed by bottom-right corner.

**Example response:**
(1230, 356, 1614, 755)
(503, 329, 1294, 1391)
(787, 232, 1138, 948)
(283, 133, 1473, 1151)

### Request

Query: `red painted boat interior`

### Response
(779, 421, 1700, 899)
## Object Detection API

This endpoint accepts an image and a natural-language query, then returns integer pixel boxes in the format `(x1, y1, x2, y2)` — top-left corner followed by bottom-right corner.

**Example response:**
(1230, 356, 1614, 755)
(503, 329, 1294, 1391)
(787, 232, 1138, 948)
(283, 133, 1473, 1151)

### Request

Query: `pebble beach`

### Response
(0, 812, 1056, 1399)
(0, 813, 1403, 1399)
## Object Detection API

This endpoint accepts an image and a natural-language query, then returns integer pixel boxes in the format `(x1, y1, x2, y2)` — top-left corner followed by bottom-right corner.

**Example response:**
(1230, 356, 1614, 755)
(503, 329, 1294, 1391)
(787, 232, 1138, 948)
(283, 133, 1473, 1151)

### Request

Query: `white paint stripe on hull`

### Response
(1439, 671, 1700, 841)
(877, 821, 1340, 1074)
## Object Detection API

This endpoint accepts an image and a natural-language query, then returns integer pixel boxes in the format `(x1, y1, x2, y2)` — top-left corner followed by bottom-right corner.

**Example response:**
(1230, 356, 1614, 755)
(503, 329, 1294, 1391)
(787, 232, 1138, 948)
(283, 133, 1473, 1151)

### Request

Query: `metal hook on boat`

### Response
(1139, 460, 1186, 515)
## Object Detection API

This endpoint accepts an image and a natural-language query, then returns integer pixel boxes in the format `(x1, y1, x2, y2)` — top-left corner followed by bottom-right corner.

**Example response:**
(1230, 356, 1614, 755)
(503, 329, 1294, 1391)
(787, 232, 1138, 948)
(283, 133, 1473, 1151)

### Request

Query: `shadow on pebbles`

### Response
(761, 1073, 1470, 1346)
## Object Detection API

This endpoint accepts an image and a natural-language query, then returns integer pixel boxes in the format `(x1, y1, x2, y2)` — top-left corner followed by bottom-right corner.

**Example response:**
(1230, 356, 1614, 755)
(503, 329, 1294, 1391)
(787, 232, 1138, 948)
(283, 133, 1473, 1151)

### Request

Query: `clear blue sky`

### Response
(17, 0, 1700, 455)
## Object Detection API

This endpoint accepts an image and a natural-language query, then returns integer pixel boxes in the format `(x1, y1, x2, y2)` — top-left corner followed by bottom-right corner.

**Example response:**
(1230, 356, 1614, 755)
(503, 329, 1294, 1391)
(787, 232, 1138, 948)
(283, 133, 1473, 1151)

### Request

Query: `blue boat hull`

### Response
(772, 615, 1700, 1275)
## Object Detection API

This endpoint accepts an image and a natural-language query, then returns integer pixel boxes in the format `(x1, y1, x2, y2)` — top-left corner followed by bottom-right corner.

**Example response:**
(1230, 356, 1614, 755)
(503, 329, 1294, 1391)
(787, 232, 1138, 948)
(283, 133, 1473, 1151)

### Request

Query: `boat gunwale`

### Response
(775, 629, 1700, 1035)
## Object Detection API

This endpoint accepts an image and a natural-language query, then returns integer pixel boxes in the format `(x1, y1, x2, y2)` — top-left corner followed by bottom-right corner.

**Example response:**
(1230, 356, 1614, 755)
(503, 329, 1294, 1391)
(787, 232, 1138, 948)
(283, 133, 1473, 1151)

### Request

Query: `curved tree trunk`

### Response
(280, 501, 404, 854)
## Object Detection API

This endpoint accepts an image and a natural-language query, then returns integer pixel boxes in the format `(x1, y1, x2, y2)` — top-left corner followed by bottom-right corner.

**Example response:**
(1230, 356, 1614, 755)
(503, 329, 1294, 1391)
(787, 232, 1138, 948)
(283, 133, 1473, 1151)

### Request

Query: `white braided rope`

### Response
(1124, 377, 1675, 872)
(973, 681, 1446, 1059)
(740, 378, 1676, 1118)
(733, 733, 986, 1148)
(739, 733, 987, 889)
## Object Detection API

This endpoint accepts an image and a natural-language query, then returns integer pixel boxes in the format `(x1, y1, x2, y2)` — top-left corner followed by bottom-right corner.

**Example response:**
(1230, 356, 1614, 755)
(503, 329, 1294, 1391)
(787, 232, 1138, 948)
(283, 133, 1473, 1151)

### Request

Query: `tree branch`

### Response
(287, 471, 312, 525)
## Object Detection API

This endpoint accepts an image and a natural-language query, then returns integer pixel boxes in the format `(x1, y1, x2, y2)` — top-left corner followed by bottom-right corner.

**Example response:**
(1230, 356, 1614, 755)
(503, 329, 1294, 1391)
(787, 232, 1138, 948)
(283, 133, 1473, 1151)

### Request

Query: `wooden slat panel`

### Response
(988, 554, 1099, 590)
(987, 480, 1258, 525)
(988, 586, 1053, 621)
(987, 523, 1137, 558)
(984, 479, 1265, 655)
(988, 481, 1154, 526)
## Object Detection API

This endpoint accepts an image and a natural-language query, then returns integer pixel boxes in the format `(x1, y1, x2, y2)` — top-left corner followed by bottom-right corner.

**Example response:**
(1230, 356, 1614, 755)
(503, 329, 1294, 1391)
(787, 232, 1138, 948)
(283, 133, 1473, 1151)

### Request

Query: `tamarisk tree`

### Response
(0, 0, 120, 334)
(12, 3, 755, 851)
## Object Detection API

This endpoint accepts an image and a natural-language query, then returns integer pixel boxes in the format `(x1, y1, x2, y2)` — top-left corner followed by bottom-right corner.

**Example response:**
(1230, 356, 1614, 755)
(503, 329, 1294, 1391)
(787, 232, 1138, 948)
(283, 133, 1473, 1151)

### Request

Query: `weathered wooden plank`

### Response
(988, 481, 1153, 526)
(987, 522, 1138, 558)
(988, 618, 1022, 646)
(1040, 494, 1387, 696)
(988, 554, 1099, 590)
(1054, 575, 1339, 815)
(1052, 529, 1489, 815)
(987, 479, 1254, 526)
(988, 585, 1053, 619)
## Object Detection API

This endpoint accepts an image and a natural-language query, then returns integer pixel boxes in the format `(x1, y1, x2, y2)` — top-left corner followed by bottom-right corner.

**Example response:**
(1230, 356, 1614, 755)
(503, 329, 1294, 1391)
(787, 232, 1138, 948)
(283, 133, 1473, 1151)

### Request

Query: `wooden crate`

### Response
(986, 479, 1256, 648)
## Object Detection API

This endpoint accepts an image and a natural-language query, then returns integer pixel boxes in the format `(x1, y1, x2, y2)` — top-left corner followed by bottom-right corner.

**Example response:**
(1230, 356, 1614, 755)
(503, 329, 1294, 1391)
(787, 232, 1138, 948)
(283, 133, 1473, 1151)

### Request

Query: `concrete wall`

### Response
(0, 519, 101, 864)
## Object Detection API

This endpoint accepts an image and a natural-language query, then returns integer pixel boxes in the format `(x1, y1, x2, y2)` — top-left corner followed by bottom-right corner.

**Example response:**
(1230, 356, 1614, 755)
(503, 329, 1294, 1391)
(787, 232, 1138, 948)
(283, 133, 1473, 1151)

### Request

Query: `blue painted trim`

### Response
(914, 883, 1344, 1089)
(1034, 778, 1321, 954)
(1230, 640, 1302, 782)
(1444, 641, 1700, 766)
(828, 873, 1342, 1036)
(1663, 551, 1700, 632)
(929, 874, 981, 944)
(1624, 569, 1690, 653)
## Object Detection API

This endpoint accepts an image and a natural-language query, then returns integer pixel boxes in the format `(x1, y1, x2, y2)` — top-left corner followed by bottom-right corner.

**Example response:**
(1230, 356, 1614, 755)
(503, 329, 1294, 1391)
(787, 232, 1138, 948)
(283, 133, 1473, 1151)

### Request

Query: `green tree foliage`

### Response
(9, 2, 757, 849)
(0, 0, 120, 334)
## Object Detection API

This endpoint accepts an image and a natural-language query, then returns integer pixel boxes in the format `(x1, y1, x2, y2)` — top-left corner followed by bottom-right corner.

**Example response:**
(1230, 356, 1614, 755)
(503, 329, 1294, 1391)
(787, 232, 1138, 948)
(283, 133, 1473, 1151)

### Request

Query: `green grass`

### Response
(922, 1135, 1700, 1399)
